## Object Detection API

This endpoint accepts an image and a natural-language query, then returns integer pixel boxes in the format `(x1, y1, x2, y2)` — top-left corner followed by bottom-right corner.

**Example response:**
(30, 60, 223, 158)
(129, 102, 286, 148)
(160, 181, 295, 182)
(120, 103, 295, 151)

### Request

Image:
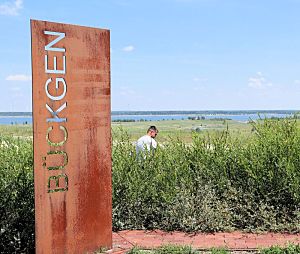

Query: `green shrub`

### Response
(153, 245, 197, 254)
(0, 135, 34, 253)
(2, 118, 300, 253)
(260, 244, 300, 254)
(126, 246, 145, 254)
(210, 248, 230, 254)
(126, 246, 230, 254)
(113, 119, 300, 232)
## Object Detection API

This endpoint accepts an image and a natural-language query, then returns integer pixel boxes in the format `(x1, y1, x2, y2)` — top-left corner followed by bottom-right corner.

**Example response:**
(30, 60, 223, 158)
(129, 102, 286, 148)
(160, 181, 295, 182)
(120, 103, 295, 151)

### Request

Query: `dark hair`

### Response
(147, 126, 158, 133)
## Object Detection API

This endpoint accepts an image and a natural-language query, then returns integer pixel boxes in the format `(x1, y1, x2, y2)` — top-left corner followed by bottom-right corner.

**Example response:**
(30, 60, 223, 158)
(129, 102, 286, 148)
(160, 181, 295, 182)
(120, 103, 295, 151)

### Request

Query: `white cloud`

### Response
(122, 45, 135, 52)
(6, 74, 31, 81)
(248, 72, 272, 89)
(0, 0, 23, 16)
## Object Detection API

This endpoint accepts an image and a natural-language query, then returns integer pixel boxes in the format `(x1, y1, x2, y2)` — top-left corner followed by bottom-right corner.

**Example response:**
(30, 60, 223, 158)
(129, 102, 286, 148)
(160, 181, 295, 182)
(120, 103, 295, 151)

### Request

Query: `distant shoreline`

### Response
(111, 110, 298, 116)
(0, 110, 298, 117)
(0, 112, 32, 117)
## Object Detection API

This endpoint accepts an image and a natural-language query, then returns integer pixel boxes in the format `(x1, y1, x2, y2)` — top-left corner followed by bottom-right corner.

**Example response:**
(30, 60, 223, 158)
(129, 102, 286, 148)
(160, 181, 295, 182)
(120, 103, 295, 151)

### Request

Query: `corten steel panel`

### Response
(31, 20, 112, 253)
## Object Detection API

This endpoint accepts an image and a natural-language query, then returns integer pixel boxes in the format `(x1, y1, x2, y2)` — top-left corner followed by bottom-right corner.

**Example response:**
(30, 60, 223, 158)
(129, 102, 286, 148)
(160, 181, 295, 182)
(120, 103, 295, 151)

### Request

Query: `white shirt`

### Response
(136, 135, 157, 154)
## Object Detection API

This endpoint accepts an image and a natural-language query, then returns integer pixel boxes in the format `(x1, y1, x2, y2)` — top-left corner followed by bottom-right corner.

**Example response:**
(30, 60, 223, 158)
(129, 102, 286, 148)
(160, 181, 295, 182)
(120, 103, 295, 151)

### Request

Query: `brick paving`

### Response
(106, 230, 300, 253)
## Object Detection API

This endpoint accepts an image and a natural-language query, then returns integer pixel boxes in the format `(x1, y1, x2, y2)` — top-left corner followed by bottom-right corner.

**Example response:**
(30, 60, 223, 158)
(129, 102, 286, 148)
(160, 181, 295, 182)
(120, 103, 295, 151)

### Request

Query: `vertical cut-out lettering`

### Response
(46, 126, 68, 146)
(46, 102, 67, 123)
(44, 31, 66, 52)
(43, 151, 68, 170)
(45, 55, 66, 74)
(47, 174, 68, 193)
(45, 77, 67, 101)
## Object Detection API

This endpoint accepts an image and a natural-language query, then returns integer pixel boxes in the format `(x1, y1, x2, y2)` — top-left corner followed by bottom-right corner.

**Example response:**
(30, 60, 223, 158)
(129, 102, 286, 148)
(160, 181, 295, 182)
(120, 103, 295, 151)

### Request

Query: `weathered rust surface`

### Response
(31, 20, 112, 253)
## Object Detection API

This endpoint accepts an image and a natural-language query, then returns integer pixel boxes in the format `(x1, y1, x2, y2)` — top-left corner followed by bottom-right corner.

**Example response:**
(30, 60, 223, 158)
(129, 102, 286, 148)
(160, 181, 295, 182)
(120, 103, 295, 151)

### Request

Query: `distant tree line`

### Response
(112, 110, 298, 116)
(0, 112, 32, 117)
(187, 116, 206, 120)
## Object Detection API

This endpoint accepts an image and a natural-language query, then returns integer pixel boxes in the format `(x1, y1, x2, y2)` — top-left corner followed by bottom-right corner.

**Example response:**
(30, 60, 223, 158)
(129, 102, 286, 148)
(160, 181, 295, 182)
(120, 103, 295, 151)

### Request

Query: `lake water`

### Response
(0, 113, 293, 125)
(111, 113, 292, 122)
(0, 117, 32, 125)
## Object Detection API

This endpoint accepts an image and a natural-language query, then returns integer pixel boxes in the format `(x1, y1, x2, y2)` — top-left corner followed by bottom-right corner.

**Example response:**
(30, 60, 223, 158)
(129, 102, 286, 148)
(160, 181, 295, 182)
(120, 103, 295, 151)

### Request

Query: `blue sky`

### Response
(1, 0, 300, 111)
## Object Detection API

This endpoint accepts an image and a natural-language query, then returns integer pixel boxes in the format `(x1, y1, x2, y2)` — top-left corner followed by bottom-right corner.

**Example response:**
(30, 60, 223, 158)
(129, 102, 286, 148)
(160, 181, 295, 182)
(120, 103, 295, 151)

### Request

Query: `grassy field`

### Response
(0, 119, 253, 142)
(112, 119, 252, 142)
(0, 124, 32, 138)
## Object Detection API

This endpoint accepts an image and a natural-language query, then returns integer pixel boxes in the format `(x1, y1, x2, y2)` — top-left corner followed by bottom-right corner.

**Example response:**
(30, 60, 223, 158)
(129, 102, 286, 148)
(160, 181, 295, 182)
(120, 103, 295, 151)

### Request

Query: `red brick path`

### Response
(107, 230, 300, 253)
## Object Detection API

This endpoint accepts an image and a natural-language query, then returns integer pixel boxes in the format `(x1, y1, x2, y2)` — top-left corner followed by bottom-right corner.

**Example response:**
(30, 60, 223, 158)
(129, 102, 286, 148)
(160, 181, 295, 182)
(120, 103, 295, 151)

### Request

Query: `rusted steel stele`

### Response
(31, 20, 112, 253)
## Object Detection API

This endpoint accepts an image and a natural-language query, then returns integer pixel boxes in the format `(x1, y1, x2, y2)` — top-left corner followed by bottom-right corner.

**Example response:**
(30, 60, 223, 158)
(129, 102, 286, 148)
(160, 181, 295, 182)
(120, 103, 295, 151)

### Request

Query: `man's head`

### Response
(147, 125, 158, 138)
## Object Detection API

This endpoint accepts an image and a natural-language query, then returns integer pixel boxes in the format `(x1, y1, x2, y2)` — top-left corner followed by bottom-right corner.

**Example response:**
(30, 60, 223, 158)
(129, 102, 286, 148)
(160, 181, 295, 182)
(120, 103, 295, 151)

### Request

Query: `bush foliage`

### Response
(127, 244, 300, 254)
(1, 118, 300, 252)
(113, 118, 300, 232)
(0, 135, 34, 253)
(260, 244, 300, 254)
